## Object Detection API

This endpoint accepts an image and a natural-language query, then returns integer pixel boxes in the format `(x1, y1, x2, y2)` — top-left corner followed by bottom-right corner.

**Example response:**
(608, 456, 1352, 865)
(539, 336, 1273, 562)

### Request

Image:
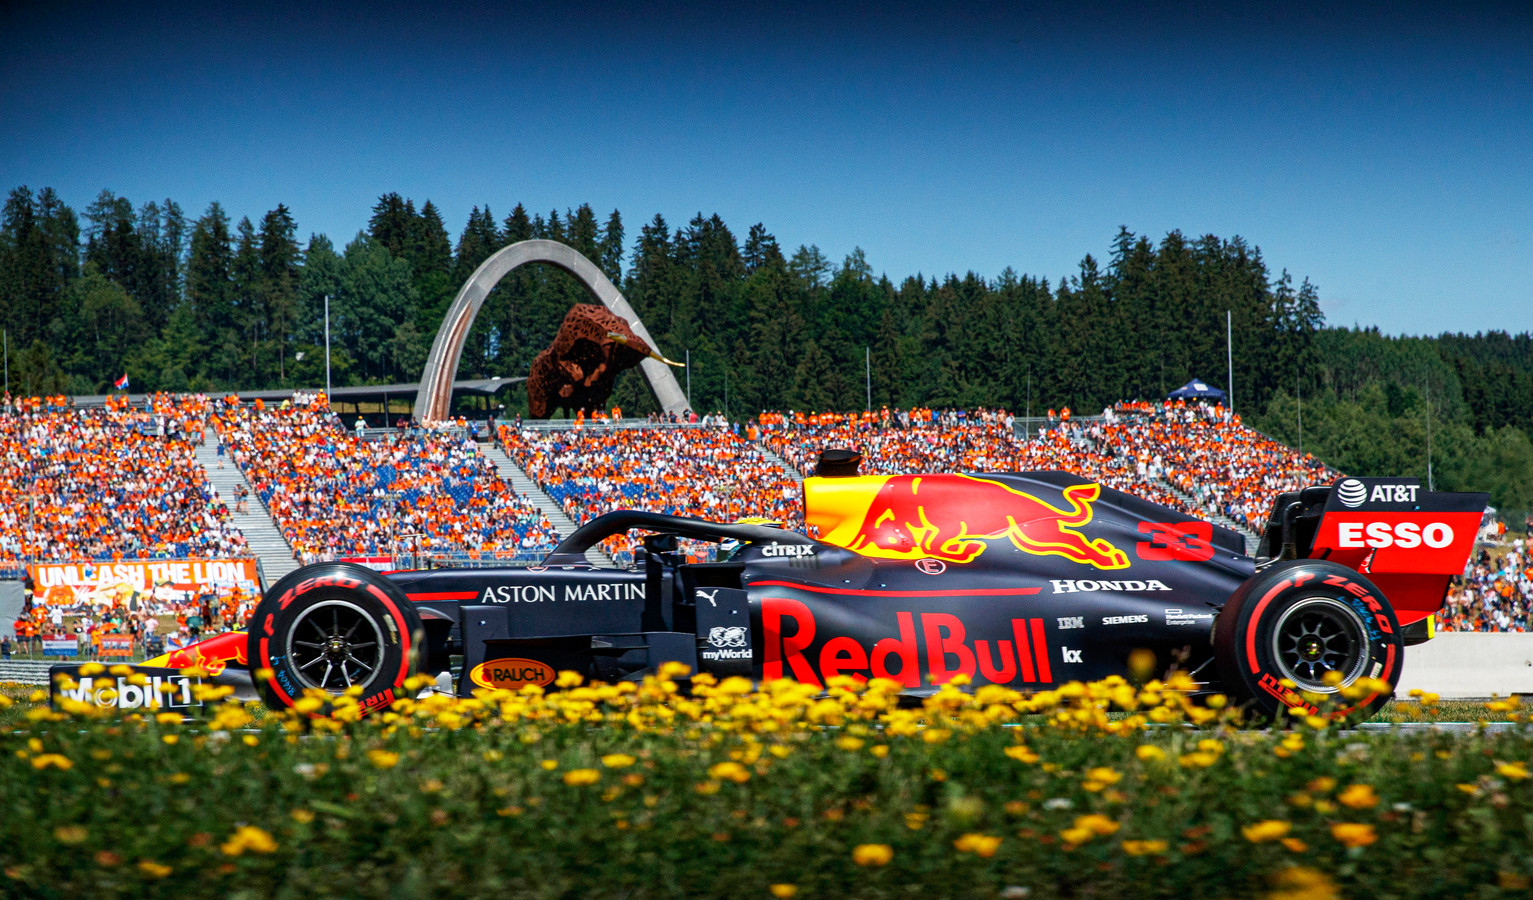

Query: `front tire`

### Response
(246, 563, 421, 714)
(1213, 560, 1402, 723)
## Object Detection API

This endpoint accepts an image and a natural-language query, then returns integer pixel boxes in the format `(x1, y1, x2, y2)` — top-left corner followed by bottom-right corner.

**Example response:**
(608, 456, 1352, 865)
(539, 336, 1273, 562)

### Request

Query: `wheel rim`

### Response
(1270, 597, 1369, 693)
(286, 600, 386, 693)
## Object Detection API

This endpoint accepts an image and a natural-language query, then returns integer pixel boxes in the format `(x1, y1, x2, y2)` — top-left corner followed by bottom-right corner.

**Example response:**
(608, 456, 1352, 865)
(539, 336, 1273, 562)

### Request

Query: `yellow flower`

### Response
(1329, 822, 1377, 849)
(1121, 839, 1168, 856)
(708, 761, 750, 783)
(1178, 752, 1218, 768)
(1060, 827, 1094, 846)
(541, 760, 559, 770)
(1495, 761, 1529, 781)
(54, 825, 88, 844)
(154, 712, 182, 725)
(137, 860, 173, 878)
(871, 744, 889, 758)
(835, 736, 865, 751)
(694, 781, 721, 795)
(1337, 784, 1378, 809)
(563, 768, 601, 786)
(1498, 872, 1531, 891)
(1135, 745, 1165, 762)
(220, 825, 278, 856)
(291, 809, 316, 824)
(953, 833, 1002, 857)
(852, 843, 893, 866)
(1242, 820, 1292, 843)
(769, 885, 798, 898)
(1267, 866, 1339, 900)
(367, 750, 400, 769)
(1281, 838, 1309, 853)
(601, 754, 636, 768)
(922, 729, 951, 744)
(1071, 814, 1119, 839)
(30, 754, 73, 771)
(1004, 745, 1039, 764)
(1306, 777, 1336, 793)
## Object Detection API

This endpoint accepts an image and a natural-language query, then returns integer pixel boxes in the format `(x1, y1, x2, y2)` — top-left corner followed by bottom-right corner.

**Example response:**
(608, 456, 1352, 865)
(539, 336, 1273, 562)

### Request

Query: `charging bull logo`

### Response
(818, 475, 1129, 569)
(143, 630, 249, 677)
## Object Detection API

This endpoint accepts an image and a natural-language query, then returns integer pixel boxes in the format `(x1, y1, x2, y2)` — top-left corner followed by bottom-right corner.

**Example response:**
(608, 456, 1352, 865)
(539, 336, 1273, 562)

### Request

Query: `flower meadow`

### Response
(2, 667, 1530, 899)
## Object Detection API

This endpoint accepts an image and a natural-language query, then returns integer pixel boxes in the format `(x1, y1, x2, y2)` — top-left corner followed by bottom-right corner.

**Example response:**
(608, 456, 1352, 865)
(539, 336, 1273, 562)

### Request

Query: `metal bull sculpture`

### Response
(526, 305, 683, 418)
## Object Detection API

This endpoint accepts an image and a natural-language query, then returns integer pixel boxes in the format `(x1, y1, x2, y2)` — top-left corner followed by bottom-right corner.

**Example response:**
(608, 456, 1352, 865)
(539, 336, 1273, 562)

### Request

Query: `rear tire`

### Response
(246, 563, 421, 714)
(1213, 560, 1402, 723)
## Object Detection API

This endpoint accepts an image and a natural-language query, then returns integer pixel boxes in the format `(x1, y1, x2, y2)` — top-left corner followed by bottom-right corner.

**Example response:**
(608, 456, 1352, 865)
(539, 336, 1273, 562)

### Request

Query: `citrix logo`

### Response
(761, 543, 815, 558)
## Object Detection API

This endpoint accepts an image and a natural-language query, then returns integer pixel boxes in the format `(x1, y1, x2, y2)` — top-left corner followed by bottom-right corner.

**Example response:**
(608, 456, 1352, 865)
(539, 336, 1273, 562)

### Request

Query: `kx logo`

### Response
(1060, 647, 1083, 664)
(1057, 616, 1084, 630)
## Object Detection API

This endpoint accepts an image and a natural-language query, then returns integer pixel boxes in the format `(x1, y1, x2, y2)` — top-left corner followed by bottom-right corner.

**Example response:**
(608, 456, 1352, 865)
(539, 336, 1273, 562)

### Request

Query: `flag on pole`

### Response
(113, 374, 129, 390)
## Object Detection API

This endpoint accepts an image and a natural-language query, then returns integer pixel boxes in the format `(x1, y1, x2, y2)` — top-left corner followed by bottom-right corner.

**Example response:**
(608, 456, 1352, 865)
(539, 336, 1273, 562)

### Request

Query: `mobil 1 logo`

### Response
(49, 665, 202, 713)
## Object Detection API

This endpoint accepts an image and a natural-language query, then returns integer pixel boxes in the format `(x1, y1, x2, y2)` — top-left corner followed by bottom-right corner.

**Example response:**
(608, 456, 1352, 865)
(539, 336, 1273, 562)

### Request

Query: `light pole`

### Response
(324, 294, 332, 401)
(865, 346, 871, 413)
(1226, 310, 1234, 412)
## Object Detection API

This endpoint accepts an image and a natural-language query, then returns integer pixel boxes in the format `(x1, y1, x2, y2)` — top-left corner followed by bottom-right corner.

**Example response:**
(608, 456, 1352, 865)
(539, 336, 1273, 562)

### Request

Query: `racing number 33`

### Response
(1136, 521, 1215, 562)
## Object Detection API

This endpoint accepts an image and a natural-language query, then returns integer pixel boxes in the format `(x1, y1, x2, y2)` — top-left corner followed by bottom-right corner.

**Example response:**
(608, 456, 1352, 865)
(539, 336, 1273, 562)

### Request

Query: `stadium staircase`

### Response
(193, 441, 301, 588)
(755, 442, 803, 482)
(480, 444, 611, 567)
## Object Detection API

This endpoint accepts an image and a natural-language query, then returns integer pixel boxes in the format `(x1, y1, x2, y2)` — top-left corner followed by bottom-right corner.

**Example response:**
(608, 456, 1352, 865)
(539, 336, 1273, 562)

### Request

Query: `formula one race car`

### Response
(51, 457, 1486, 722)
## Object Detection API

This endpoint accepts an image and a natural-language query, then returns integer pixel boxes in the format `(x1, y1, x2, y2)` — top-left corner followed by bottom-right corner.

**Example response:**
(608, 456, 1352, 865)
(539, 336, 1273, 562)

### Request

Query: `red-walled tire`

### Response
(1213, 560, 1402, 724)
(246, 563, 421, 714)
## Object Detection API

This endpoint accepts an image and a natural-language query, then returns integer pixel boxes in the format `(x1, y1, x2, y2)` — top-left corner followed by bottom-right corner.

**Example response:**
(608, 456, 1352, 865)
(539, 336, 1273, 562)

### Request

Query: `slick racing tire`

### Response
(246, 562, 421, 715)
(1213, 560, 1402, 724)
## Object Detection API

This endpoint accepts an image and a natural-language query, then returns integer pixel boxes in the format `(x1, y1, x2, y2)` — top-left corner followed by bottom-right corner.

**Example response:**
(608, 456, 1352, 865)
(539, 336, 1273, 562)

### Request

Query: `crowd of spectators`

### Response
(5, 583, 256, 659)
(215, 396, 559, 565)
(1441, 542, 1531, 632)
(4, 388, 1530, 636)
(499, 422, 801, 563)
(1075, 401, 1340, 533)
(759, 406, 1188, 511)
(0, 392, 247, 569)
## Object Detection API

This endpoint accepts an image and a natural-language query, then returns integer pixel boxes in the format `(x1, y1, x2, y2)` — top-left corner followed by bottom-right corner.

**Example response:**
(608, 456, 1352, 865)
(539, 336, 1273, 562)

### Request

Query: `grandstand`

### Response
(1, 393, 1525, 634)
(212, 396, 559, 567)
(0, 394, 247, 566)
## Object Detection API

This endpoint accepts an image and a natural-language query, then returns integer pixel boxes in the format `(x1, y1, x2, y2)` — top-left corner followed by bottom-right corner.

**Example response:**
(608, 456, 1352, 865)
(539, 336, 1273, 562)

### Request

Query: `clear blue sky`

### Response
(3, 1, 1529, 334)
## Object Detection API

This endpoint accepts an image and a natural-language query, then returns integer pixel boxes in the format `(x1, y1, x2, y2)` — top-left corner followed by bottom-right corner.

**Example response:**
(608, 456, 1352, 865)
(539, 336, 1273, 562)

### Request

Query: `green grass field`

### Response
(2, 675, 1529, 899)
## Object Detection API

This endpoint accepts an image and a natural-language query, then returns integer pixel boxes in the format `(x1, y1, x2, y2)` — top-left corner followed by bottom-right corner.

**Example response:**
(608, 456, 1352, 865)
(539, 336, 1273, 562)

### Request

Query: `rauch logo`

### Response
(469, 658, 555, 690)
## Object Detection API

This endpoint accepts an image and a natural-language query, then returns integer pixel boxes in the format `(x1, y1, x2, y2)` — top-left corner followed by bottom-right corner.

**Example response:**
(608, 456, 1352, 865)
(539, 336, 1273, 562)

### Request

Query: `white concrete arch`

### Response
(414, 239, 688, 423)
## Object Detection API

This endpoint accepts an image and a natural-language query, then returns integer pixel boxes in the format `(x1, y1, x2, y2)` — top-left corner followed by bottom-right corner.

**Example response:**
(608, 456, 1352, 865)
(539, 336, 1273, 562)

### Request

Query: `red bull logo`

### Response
(143, 630, 249, 676)
(762, 596, 1057, 688)
(806, 474, 1129, 570)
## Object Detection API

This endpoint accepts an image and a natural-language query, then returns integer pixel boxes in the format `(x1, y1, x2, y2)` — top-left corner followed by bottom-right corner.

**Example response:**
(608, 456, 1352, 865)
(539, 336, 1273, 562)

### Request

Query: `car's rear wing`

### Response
(1257, 478, 1489, 626)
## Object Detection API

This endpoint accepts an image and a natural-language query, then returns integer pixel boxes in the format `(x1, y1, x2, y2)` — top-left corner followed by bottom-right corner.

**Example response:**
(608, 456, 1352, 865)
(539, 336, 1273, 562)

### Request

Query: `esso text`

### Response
(1336, 521, 1453, 550)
